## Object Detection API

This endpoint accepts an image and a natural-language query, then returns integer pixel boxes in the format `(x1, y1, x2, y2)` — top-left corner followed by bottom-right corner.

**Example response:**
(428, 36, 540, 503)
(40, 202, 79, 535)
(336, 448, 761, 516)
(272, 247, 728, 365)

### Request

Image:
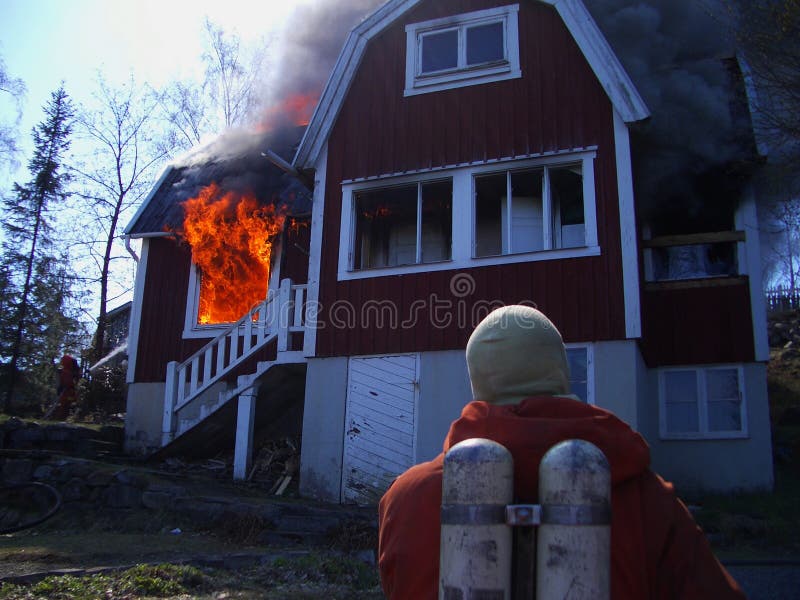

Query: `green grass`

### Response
(0, 555, 382, 600)
(691, 346, 800, 559)
(0, 564, 211, 599)
(694, 464, 800, 558)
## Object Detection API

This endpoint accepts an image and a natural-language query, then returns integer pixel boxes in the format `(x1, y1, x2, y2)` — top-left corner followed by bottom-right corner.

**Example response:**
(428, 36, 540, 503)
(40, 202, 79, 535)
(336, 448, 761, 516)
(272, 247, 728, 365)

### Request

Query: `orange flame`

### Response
(258, 92, 318, 132)
(183, 183, 286, 324)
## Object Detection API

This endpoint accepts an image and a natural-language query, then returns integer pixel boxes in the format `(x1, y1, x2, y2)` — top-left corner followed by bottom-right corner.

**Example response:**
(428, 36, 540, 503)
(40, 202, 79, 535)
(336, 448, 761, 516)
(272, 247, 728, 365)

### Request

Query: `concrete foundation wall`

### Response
(593, 340, 639, 425)
(416, 350, 473, 464)
(297, 345, 774, 503)
(299, 357, 348, 502)
(644, 362, 774, 493)
(124, 382, 165, 454)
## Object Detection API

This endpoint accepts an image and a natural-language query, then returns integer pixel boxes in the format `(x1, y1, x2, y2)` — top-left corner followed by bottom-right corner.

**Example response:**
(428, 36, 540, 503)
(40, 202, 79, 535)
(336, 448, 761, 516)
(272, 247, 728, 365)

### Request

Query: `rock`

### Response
(141, 490, 175, 511)
(113, 469, 147, 488)
(140, 483, 187, 510)
(32, 465, 55, 480)
(61, 477, 89, 502)
(2, 458, 33, 484)
(103, 483, 142, 508)
(86, 470, 114, 487)
(7, 426, 44, 449)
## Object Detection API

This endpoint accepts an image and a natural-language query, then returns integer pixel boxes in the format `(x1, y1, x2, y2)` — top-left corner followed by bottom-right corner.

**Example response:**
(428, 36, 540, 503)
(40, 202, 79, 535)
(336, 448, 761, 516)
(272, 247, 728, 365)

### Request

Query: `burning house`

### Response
(124, 0, 773, 501)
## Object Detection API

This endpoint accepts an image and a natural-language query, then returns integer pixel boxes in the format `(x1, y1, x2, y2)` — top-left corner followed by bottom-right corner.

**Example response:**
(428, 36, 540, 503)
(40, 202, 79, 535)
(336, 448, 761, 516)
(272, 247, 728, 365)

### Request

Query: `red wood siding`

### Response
(639, 281, 755, 366)
(134, 238, 197, 381)
(315, 0, 626, 357)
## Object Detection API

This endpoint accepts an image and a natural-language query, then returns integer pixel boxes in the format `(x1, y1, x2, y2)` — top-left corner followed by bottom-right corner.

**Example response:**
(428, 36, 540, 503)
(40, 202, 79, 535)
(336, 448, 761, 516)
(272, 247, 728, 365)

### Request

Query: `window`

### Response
(339, 150, 598, 280)
(659, 366, 747, 439)
(352, 179, 452, 270)
(475, 163, 586, 257)
(649, 242, 738, 281)
(405, 5, 521, 96)
(566, 345, 593, 404)
(183, 247, 283, 338)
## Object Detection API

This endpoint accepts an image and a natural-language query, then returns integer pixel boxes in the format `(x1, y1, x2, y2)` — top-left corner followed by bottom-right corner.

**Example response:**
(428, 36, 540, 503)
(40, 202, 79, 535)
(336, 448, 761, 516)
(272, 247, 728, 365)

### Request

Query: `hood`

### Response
(443, 396, 651, 501)
(466, 305, 570, 405)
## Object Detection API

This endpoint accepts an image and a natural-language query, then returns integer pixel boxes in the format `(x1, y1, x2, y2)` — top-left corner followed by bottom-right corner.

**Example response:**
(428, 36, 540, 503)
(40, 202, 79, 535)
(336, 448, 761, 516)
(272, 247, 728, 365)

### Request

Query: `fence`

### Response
(765, 287, 800, 313)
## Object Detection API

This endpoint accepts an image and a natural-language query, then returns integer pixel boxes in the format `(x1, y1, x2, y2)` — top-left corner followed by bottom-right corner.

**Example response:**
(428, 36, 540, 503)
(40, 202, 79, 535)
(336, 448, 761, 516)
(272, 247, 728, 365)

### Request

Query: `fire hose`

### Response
(0, 482, 63, 534)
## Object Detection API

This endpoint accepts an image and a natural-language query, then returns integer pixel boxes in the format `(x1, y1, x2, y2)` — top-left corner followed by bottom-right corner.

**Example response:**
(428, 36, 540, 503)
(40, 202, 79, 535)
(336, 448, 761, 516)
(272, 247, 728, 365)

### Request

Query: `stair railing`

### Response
(162, 278, 306, 444)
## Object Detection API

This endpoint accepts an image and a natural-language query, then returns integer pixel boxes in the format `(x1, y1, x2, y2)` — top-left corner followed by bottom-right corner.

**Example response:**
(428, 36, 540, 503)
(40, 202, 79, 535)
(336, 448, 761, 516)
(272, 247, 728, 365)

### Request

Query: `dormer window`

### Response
(405, 4, 521, 96)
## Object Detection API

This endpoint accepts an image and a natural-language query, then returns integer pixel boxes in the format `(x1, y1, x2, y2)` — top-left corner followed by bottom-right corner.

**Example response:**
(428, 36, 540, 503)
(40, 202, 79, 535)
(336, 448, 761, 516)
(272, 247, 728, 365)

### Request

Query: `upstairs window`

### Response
(339, 150, 598, 281)
(352, 179, 452, 270)
(474, 163, 588, 257)
(405, 4, 521, 96)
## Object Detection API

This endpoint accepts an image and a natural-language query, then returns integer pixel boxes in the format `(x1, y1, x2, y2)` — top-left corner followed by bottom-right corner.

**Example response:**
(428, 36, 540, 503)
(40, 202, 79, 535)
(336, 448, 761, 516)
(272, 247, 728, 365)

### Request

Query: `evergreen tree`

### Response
(0, 86, 76, 411)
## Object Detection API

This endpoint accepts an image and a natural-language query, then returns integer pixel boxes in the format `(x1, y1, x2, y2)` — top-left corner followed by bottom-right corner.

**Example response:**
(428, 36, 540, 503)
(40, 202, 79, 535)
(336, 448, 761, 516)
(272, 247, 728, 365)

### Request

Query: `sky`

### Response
(0, 0, 335, 321)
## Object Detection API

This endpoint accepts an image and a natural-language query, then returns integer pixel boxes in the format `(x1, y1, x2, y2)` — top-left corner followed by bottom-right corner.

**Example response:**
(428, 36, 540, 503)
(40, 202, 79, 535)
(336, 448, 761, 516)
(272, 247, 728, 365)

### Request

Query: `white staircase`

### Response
(160, 278, 307, 447)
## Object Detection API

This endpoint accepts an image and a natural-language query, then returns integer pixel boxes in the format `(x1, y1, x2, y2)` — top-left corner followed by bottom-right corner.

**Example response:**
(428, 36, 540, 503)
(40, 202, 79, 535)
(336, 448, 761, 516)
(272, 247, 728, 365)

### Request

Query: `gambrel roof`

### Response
(292, 0, 650, 169)
(125, 128, 311, 237)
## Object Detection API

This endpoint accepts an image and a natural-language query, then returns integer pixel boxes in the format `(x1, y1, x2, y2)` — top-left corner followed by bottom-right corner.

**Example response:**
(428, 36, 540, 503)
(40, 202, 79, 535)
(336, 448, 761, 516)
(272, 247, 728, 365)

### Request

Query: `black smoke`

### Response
(586, 0, 757, 230)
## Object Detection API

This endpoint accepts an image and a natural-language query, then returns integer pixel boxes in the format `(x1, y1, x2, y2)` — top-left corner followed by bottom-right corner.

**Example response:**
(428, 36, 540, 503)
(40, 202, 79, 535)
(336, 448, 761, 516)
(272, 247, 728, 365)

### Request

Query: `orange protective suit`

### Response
(378, 396, 746, 600)
(54, 354, 80, 419)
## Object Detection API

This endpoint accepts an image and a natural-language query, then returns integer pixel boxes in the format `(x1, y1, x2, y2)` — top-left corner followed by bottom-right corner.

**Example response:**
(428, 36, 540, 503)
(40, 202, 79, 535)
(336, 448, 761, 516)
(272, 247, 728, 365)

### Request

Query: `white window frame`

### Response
(658, 365, 749, 440)
(471, 159, 597, 258)
(348, 178, 453, 271)
(182, 244, 283, 339)
(565, 343, 594, 405)
(405, 4, 521, 96)
(338, 149, 599, 281)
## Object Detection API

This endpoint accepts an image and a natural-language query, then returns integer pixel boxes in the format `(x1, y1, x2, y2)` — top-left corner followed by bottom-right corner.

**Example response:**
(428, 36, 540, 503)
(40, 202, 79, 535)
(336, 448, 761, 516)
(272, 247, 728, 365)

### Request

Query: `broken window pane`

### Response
(353, 180, 452, 270)
(651, 242, 738, 280)
(354, 184, 417, 269)
(474, 173, 505, 257)
(467, 22, 504, 65)
(421, 180, 452, 263)
(508, 169, 544, 253)
(421, 29, 458, 73)
(550, 164, 585, 248)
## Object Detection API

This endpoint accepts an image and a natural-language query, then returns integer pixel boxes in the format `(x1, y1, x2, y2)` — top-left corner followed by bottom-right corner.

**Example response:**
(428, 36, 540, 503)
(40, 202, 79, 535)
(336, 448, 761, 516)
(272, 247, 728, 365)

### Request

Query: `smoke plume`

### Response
(586, 0, 754, 229)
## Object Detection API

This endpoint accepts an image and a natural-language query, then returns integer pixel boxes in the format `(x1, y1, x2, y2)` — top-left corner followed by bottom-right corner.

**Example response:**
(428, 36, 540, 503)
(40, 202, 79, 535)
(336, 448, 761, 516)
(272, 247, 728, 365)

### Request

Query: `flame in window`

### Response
(182, 183, 286, 325)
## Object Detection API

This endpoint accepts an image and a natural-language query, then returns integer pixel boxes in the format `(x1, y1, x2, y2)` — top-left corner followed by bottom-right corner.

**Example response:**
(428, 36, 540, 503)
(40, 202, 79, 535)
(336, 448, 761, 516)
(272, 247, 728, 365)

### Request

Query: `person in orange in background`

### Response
(53, 354, 80, 420)
(378, 305, 745, 599)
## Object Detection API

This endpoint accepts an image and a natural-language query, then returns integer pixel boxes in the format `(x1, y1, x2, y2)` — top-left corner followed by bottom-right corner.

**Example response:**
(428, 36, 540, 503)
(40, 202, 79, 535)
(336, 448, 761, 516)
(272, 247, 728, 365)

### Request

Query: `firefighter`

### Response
(52, 353, 80, 420)
(378, 305, 745, 599)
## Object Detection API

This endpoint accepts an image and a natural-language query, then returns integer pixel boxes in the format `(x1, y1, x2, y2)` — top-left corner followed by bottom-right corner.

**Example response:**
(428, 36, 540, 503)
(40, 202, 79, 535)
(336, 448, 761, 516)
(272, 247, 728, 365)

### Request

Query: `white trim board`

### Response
(613, 109, 642, 339)
(126, 238, 150, 384)
(123, 164, 174, 236)
(737, 189, 769, 361)
(303, 145, 329, 358)
(293, 0, 649, 170)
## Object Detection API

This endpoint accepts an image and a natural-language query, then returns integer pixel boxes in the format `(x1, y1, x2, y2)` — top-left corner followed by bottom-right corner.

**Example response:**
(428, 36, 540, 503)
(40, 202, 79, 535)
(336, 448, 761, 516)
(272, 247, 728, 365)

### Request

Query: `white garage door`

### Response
(342, 354, 418, 504)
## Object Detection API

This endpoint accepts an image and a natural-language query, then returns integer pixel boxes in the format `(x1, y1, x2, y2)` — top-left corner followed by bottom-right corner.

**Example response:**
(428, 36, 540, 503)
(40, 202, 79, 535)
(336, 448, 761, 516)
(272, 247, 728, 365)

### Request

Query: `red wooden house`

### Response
(124, 0, 773, 503)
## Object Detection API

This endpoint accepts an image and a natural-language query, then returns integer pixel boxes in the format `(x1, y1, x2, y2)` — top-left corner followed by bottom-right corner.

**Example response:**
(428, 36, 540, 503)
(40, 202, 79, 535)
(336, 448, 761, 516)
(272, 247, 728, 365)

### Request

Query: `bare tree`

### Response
(71, 76, 172, 364)
(0, 53, 27, 173)
(157, 19, 267, 150)
(725, 0, 800, 171)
